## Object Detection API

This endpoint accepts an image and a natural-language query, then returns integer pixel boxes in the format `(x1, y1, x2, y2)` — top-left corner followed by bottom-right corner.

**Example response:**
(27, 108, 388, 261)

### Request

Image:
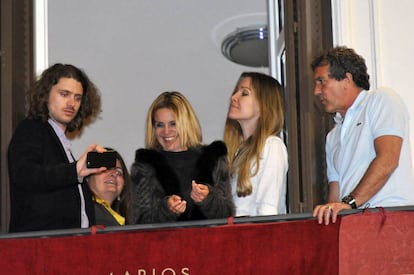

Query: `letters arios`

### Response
(109, 267, 190, 275)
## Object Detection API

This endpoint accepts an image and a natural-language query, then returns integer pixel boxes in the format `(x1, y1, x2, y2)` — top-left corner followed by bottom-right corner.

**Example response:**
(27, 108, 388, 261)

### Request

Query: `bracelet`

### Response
(341, 194, 357, 209)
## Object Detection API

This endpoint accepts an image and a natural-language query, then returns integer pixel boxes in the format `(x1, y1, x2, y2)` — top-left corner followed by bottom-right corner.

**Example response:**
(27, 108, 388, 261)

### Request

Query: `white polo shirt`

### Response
(326, 88, 414, 208)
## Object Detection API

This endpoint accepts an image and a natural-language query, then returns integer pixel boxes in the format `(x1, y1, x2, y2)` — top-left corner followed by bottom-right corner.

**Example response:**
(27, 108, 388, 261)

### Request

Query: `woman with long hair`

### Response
(131, 91, 234, 223)
(224, 72, 288, 216)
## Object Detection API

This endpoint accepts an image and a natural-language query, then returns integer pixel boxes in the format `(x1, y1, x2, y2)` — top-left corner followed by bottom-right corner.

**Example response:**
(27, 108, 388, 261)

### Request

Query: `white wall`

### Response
(332, 0, 414, 161)
(46, 0, 268, 168)
(46, 0, 414, 168)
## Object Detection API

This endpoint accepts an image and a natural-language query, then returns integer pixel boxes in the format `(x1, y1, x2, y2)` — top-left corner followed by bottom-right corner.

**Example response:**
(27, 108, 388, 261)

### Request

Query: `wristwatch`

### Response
(342, 195, 357, 209)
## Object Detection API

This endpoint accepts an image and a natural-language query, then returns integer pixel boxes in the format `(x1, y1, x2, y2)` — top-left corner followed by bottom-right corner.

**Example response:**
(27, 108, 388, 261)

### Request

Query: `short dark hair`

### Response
(26, 63, 101, 132)
(311, 46, 370, 90)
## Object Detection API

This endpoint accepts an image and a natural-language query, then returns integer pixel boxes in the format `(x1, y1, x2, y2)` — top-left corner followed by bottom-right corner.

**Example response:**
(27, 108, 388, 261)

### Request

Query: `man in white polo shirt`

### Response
(311, 46, 414, 225)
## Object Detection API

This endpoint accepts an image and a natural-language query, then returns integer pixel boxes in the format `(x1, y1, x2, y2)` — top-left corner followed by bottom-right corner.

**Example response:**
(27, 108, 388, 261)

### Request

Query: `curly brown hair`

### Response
(311, 46, 370, 91)
(26, 63, 101, 132)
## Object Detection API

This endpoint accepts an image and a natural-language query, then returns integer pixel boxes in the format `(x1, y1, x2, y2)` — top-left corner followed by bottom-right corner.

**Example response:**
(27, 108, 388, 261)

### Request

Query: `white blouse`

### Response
(231, 136, 288, 217)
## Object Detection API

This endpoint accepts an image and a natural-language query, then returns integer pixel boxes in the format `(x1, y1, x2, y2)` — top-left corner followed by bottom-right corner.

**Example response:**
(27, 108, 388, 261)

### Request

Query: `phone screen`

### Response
(86, 151, 117, 168)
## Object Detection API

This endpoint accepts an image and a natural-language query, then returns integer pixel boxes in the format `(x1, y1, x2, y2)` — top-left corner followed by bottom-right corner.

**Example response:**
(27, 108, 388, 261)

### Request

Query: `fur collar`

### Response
(196, 140, 227, 185)
(134, 140, 227, 194)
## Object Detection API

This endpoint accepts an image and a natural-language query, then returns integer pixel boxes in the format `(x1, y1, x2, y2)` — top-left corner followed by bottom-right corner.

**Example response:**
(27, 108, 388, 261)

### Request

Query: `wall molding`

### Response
(34, 0, 48, 77)
(331, 0, 381, 90)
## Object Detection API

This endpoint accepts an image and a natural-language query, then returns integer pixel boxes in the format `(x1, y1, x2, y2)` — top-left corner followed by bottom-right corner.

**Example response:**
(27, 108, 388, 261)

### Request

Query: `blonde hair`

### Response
(145, 91, 202, 150)
(224, 72, 284, 197)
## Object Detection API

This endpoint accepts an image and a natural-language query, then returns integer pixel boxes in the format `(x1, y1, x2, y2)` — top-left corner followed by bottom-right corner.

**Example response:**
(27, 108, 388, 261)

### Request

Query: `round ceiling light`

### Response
(221, 25, 268, 67)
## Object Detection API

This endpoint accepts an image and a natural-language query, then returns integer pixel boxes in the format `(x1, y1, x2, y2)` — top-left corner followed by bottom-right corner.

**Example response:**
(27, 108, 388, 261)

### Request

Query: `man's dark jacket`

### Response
(8, 118, 95, 232)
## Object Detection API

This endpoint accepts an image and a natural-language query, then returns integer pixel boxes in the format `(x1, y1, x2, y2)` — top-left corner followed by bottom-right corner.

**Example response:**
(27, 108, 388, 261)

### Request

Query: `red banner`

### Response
(339, 209, 414, 274)
(0, 219, 339, 275)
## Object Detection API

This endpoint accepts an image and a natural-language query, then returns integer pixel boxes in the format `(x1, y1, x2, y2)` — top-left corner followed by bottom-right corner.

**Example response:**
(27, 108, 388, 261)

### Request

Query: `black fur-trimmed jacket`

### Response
(131, 141, 234, 224)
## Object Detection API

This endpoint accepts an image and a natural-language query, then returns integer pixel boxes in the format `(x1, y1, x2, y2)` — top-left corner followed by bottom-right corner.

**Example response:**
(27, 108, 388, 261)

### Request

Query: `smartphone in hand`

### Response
(86, 151, 117, 168)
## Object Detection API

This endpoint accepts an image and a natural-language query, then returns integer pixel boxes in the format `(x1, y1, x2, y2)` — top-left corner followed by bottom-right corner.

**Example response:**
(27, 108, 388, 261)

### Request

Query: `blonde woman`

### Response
(225, 72, 288, 217)
(131, 91, 234, 223)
